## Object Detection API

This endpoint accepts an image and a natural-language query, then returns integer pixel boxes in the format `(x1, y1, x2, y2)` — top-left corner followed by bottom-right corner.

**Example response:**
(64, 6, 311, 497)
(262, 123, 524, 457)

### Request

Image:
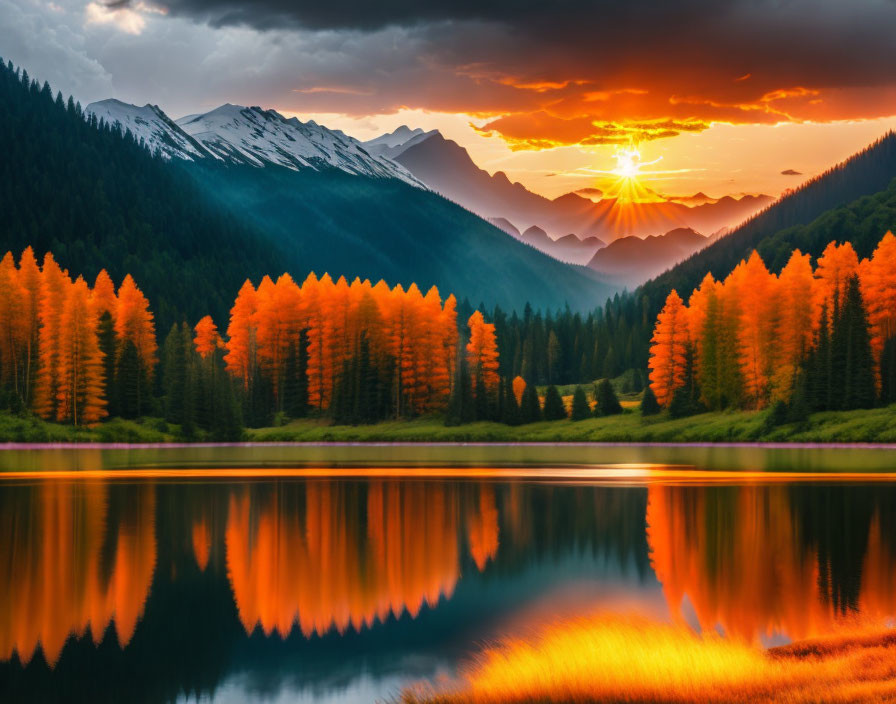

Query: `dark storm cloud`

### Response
(99, 0, 896, 146)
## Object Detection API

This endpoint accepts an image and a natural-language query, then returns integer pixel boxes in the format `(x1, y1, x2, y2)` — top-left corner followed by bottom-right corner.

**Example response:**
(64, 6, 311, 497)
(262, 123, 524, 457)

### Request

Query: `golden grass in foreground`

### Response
(402, 615, 896, 703)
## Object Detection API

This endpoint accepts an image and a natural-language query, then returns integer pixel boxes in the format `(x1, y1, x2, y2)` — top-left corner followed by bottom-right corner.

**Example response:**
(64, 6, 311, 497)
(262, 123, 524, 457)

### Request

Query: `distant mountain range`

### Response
(487, 219, 606, 265)
(587, 227, 719, 288)
(363, 126, 774, 245)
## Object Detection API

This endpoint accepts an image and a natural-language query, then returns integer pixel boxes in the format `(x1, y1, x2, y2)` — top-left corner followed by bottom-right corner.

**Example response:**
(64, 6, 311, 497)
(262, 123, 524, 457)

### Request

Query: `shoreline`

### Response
(4, 439, 896, 450)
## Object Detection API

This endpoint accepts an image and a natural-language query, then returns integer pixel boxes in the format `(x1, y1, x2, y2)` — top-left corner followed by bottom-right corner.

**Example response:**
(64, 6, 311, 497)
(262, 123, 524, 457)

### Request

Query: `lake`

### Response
(2, 444, 896, 703)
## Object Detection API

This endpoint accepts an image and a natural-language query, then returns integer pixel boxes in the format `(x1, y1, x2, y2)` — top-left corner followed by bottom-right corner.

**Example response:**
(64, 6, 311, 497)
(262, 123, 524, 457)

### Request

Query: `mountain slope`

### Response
(363, 124, 438, 159)
(639, 131, 896, 303)
(588, 227, 711, 288)
(85, 98, 213, 161)
(1, 60, 283, 330)
(185, 162, 615, 313)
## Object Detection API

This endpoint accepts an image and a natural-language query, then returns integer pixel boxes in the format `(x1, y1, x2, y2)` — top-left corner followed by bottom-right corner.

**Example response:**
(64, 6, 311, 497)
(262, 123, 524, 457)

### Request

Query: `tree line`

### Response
(648, 231, 896, 417)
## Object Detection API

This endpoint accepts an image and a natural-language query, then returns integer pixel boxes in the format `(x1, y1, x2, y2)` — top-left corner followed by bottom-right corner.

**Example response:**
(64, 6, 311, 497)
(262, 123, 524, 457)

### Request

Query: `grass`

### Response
(3, 403, 896, 444)
(399, 614, 896, 703)
(248, 404, 896, 444)
(0, 412, 180, 443)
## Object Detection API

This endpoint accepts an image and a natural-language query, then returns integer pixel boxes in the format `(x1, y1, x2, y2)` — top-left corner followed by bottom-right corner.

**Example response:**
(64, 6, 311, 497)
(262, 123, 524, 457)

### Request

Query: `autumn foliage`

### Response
(0, 248, 156, 425)
(648, 232, 896, 410)
(223, 273, 462, 417)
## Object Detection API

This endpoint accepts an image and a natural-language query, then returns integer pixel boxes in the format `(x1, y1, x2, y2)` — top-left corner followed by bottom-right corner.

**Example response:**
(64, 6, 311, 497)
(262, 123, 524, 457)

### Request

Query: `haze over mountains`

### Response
(362, 126, 773, 278)
(363, 126, 773, 241)
(588, 227, 718, 287)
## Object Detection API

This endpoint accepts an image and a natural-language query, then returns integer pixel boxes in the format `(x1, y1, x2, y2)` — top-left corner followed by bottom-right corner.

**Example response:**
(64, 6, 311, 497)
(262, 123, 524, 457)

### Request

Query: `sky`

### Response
(3, 0, 896, 198)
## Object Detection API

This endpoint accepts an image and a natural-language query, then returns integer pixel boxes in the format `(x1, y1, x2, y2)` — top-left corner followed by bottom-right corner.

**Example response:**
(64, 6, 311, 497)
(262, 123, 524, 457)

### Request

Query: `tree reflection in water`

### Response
(1, 477, 893, 703)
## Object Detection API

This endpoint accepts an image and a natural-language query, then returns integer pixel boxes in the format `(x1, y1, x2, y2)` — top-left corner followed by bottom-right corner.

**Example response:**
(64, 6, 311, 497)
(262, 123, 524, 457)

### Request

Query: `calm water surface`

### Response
(2, 445, 896, 703)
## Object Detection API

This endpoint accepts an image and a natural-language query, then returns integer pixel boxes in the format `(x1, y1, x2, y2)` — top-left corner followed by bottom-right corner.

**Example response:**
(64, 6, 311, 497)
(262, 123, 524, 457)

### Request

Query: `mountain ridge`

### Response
(86, 98, 420, 185)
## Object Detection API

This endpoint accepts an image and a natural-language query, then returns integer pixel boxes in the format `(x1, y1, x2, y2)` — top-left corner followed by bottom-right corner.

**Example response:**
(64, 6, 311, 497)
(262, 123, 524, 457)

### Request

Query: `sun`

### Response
(613, 147, 643, 180)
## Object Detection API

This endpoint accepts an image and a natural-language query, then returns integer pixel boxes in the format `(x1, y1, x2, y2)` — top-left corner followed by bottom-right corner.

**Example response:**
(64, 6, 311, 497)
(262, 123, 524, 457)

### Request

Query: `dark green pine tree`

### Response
(161, 323, 195, 435)
(786, 370, 812, 423)
(500, 377, 522, 426)
(519, 385, 542, 423)
(640, 385, 661, 416)
(474, 376, 491, 421)
(631, 369, 643, 393)
(834, 275, 876, 410)
(283, 331, 309, 419)
(594, 379, 623, 416)
(570, 385, 591, 421)
(806, 302, 833, 411)
(542, 385, 567, 420)
(97, 311, 117, 417)
(880, 337, 896, 405)
(668, 344, 704, 419)
(445, 355, 475, 426)
(331, 359, 355, 425)
(211, 373, 243, 441)
(115, 340, 148, 419)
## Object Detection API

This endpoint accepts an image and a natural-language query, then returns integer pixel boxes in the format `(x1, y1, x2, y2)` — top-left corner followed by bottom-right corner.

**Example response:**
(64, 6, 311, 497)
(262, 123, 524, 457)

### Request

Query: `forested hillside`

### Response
(185, 162, 614, 313)
(641, 132, 896, 303)
(0, 59, 283, 330)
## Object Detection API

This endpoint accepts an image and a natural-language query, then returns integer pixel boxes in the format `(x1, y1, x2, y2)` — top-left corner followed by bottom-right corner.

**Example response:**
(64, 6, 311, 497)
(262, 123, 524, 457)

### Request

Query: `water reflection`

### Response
(1, 475, 894, 703)
(647, 485, 896, 643)
(0, 482, 156, 665)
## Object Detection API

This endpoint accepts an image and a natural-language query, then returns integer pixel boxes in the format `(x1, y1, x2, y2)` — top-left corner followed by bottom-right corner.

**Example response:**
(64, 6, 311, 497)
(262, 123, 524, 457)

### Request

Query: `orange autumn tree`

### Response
(0, 248, 158, 425)
(224, 280, 259, 389)
(736, 252, 778, 408)
(221, 271, 461, 419)
(648, 290, 689, 407)
(774, 250, 817, 399)
(33, 253, 71, 419)
(859, 232, 896, 378)
(650, 232, 896, 412)
(17, 247, 42, 405)
(194, 316, 222, 359)
(115, 274, 157, 416)
(56, 277, 106, 425)
(815, 241, 859, 308)
(466, 311, 500, 395)
(0, 252, 27, 398)
(512, 376, 526, 405)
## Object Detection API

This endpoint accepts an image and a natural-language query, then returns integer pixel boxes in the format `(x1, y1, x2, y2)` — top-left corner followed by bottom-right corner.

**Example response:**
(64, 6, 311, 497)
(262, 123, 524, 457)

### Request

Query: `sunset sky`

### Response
(6, 0, 896, 198)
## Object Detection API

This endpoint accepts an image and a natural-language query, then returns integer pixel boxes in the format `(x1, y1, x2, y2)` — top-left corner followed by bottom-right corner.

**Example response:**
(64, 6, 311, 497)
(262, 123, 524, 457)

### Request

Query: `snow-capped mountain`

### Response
(86, 99, 212, 162)
(85, 100, 422, 186)
(363, 125, 438, 160)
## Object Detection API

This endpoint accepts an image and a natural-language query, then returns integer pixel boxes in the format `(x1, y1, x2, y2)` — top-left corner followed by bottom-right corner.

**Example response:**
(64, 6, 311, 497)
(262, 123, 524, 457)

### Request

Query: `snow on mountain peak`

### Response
(86, 99, 422, 186)
(85, 98, 211, 161)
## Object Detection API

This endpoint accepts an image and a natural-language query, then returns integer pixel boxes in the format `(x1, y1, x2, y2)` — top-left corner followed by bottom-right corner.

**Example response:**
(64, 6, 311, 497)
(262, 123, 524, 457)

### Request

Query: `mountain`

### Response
(640, 131, 896, 305)
(86, 99, 420, 185)
(85, 98, 212, 161)
(4, 65, 283, 330)
(363, 125, 438, 159)
(185, 162, 614, 313)
(488, 217, 520, 238)
(3, 61, 614, 327)
(588, 227, 712, 288)
(366, 128, 773, 246)
(520, 226, 606, 265)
